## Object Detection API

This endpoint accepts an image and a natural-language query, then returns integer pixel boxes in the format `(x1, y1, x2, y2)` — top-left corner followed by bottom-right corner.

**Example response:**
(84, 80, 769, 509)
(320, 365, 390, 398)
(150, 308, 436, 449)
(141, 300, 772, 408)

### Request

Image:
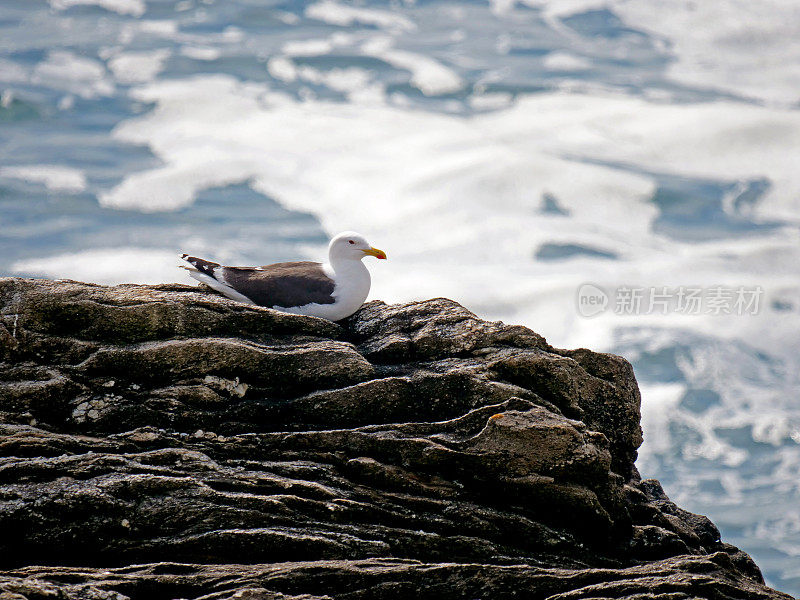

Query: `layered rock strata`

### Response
(0, 278, 790, 599)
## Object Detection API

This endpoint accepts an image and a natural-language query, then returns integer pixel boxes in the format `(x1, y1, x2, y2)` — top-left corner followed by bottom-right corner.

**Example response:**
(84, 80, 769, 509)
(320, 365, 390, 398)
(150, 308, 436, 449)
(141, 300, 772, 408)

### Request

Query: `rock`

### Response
(0, 277, 791, 599)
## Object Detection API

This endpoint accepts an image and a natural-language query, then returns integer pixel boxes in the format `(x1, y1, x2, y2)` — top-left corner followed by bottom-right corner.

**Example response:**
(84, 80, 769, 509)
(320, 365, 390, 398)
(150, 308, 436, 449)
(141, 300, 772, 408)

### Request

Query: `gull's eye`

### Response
(348, 240, 355, 244)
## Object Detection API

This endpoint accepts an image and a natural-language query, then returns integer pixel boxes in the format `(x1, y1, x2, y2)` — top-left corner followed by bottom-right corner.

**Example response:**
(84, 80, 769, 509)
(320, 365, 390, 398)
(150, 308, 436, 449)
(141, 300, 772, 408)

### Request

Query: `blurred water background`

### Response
(1, 0, 799, 593)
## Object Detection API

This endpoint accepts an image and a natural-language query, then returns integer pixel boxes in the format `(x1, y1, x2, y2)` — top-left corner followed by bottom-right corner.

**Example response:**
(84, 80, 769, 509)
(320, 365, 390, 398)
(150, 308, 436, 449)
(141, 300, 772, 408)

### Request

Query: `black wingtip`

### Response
(180, 255, 221, 278)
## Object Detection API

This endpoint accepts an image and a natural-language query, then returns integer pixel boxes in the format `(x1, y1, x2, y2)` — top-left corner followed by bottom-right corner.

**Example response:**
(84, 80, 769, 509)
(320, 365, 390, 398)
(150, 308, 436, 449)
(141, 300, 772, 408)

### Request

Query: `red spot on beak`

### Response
(364, 247, 387, 260)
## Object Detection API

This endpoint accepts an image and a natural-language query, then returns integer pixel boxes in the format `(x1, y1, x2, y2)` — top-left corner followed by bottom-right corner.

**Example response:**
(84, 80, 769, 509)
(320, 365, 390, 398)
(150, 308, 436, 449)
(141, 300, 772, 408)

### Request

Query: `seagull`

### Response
(180, 231, 386, 321)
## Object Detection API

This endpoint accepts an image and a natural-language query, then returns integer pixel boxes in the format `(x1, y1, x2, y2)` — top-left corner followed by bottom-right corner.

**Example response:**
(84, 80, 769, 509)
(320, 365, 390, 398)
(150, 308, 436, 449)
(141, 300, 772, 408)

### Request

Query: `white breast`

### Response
(281, 261, 370, 321)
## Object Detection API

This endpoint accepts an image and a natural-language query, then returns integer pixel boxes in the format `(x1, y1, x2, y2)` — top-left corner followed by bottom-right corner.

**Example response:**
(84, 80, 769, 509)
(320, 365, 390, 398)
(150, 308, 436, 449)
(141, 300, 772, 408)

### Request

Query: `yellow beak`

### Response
(362, 247, 387, 260)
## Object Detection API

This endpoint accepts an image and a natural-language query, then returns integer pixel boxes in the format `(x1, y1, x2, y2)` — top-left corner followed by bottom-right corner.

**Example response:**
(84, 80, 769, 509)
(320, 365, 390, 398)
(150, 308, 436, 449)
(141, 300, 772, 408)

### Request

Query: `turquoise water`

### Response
(2, 0, 799, 594)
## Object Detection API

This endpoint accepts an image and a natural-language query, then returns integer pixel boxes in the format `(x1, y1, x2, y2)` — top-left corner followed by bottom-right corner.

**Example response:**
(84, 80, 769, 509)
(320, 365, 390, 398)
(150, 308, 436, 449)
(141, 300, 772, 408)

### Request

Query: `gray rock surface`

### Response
(0, 277, 791, 599)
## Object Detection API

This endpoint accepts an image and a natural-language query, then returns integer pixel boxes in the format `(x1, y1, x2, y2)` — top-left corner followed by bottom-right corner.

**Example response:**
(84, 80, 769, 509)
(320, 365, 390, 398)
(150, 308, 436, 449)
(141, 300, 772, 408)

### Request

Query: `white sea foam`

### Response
(305, 0, 415, 32)
(272, 32, 465, 97)
(618, 0, 800, 106)
(107, 49, 170, 84)
(31, 51, 114, 99)
(49, 0, 146, 17)
(12, 248, 179, 285)
(530, 0, 604, 19)
(360, 36, 463, 96)
(282, 39, 337, 57)
(297, 64, 384, 103)
(0, 165, 87, 193)
(180, 46, 221, 61)
(534, 0, 800, 106)
(468, 92, 514, 111)
(543, 51, 591, 71)
(105, 78, 798, 240)
(267, 57, 297, 83)
(137, 20, 179, 36)
(638, 383, 684, 459)
(0, 58, 28, 83)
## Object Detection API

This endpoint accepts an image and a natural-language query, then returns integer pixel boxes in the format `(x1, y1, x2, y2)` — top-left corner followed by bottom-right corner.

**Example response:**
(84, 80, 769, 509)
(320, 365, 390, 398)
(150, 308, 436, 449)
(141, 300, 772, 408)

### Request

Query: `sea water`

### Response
(1, 0, 799, 594)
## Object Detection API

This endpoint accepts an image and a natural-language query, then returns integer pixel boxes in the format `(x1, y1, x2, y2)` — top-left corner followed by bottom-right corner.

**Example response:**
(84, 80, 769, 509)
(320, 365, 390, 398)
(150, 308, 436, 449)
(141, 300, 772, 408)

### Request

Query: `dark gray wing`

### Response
(220, 261, 336, 307)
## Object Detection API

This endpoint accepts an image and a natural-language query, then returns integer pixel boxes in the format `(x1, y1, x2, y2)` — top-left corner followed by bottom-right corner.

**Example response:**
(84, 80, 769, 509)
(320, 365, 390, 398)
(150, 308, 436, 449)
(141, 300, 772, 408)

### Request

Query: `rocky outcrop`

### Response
(0, 277, 790, 600)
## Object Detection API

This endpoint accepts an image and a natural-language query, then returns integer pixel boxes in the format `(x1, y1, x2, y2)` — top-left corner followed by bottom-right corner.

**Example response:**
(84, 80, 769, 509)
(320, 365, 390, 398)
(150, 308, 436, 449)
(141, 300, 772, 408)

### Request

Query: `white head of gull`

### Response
(180, 231, 386, 321)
